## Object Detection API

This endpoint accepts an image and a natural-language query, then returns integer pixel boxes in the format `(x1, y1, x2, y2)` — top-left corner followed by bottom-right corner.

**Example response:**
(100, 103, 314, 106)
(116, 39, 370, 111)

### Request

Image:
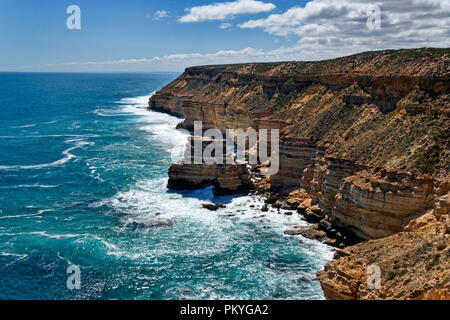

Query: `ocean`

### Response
(0, 72, 333, 300)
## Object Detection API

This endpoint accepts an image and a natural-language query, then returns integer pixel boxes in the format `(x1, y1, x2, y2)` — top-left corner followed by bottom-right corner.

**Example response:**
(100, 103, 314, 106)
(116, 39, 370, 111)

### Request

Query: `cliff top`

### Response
(189, 48, 449, 78)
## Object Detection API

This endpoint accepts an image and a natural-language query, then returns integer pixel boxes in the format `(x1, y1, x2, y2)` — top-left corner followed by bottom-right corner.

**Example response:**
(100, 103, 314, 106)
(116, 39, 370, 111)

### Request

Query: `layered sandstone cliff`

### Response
(317, 193, 450, 300)
(150, 48, 448, 236)
(148, 48, 449, 299)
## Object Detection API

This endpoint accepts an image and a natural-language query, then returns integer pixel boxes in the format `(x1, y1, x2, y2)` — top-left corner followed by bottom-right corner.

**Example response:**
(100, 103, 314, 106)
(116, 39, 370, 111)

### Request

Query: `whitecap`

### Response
(0, 140, 94, 171)
(0, 184, 58, 189)
(90, 108, 123, 117)
(29, 231, 80, 239)
(11, 120, 58, 129)
(12, 124, 37, 129)
(1, 252, 28, 258)
(0, 213, 38, 221)
(115, 93, 154, 106)
(90, 92, 155, 118)
(0, 231, 79, 239)
(108, 92, 189, 161)
(0, 134, 99, 139)
(1, 252, 29, 267)
(43, 120, 58, 125)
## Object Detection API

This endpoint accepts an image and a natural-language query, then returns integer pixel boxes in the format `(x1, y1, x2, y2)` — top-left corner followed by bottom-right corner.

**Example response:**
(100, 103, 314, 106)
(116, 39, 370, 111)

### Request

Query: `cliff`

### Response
(317, 194, 449, 300)
(149, 48, 449, 300)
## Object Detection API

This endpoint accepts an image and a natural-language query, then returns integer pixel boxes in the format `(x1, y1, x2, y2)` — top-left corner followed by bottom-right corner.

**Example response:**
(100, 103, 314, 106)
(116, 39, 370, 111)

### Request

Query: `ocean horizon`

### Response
(0, 72, 333, 300)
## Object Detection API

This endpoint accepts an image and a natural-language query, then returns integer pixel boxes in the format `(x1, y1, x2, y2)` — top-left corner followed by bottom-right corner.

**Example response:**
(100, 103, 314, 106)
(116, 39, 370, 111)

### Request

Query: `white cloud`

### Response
(153, 10, 169, 20)
(14, 0, 449, 72)
(41, 46, 306, 72)
(220, 22, 233, 29)
(179, 0, 276, 23)
(239, 0, 450, 54)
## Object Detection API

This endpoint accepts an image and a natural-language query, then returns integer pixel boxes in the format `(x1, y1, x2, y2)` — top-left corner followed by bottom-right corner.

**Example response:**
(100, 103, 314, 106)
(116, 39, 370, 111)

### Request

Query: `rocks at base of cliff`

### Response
(284, 221, 361, 248)
(267, 189, 363, 248)
(285, 225, 329, 242)
(129, 219, 173, 229)
(202, 203, 226, 211)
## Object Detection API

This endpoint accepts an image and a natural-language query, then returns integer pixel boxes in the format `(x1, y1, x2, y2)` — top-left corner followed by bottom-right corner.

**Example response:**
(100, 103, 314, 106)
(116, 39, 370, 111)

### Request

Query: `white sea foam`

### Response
(11, 120, 58, 129)
(0, 231, 79, 239)
(0, 140, 94, 171)
(12, 124, 37, 129)
(114, 92, 189, 161)
(0, 213, 41, 220)
(0, 184, 58, 189)
(139, 119, 188, 161)
(89, 92, 334, 264)
(1, 252, 28, 258)
(115, 94, 153, 106)
(0, 134, 99, 139)
(94, 176, 332, 259)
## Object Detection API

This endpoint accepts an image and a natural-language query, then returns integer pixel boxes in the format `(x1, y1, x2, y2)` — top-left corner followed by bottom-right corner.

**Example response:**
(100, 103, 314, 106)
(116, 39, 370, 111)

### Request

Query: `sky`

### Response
(0, 0, 449, 72)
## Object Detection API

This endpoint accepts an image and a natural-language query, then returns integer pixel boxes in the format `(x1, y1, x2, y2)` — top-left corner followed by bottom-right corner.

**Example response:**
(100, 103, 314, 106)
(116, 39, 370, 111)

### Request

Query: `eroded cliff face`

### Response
(317, 194, 450, 300)
(332, 170, 437, 239)
(149, 48, 449, 242)
(309, 161, 441, 239)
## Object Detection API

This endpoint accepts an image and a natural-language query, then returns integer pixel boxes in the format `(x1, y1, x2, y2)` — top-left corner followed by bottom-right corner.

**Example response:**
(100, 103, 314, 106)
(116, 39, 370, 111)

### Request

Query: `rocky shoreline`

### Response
(148, 48, 449, 300)
(255, 190, 363, 248)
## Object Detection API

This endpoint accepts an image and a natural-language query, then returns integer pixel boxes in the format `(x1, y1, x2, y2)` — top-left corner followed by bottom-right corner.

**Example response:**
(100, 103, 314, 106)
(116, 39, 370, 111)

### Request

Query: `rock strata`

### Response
(317, 194, 450, 300)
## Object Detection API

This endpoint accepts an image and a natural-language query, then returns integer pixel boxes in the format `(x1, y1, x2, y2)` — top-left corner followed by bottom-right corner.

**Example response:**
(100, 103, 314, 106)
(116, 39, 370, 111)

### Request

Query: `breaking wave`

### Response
(0, 141, 94, 171)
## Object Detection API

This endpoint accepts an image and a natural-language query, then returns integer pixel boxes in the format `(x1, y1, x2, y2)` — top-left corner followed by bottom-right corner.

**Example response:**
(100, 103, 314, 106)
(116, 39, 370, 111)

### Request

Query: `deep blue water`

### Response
(0, 73, 332, 300)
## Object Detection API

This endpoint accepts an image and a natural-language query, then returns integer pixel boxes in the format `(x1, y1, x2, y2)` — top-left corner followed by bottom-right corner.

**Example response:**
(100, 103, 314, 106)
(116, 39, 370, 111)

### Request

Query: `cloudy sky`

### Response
(0, 0, 448, 72)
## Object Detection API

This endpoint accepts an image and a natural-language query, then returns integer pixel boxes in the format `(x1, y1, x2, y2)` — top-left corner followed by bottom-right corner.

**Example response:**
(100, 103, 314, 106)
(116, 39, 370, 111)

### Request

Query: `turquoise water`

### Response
(0, 73, 333, 300)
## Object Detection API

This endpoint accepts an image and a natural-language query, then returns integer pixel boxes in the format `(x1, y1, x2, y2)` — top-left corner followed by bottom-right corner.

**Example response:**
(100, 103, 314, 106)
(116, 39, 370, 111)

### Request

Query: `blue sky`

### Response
(0, 0, 448, 72)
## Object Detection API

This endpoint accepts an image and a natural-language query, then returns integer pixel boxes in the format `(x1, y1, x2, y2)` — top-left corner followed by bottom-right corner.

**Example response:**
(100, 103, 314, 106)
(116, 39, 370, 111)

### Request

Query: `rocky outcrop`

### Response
(202, 203, 226, 211)
(167, 135, 250, 195)
(317, 194, 450, 300)
(168, 162, 250, 195)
